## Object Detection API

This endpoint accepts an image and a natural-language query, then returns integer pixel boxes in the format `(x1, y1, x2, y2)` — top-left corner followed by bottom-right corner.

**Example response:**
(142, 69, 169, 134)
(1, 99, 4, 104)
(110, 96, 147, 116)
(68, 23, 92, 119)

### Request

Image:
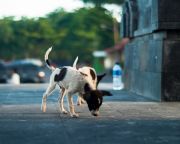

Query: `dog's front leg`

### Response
(58, 87, 68, 114)
(77, 96, 82, 106)
(67, 93, 79, 118)
(77, 94, 86, 106)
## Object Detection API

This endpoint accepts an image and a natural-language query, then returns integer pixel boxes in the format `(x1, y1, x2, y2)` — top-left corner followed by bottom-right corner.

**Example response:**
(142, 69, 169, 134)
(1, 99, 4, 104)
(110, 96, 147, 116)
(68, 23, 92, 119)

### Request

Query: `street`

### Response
(0, 83, 180, 144)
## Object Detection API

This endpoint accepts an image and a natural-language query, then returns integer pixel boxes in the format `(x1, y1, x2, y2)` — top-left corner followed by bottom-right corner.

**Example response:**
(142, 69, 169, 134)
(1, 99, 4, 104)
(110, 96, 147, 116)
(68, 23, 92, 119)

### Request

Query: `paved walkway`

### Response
(0, 84, 180, 144)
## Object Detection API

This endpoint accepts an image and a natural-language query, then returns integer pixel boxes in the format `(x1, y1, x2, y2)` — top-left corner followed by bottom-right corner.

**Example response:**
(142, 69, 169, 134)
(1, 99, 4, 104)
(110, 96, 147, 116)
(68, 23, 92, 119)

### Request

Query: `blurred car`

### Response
(7, 59, 46, 83)
(0, 61, 8, 83)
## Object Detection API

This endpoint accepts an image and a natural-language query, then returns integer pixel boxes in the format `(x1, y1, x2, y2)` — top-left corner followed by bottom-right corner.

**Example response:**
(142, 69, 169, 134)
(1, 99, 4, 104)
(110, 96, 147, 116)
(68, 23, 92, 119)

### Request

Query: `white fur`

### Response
(73, 56, 78, 68)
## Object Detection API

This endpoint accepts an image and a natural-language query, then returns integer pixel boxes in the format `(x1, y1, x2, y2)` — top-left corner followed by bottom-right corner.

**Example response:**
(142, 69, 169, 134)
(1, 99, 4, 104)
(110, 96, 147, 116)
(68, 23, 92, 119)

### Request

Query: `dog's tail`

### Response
(73, 56, 78, 69)
(45, 47, 55, 71)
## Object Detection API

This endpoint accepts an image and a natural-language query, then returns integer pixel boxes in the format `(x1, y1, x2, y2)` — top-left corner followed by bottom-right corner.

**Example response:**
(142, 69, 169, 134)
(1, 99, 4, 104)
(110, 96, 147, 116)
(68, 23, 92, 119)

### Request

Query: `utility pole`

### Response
(113, 18, 119, 44)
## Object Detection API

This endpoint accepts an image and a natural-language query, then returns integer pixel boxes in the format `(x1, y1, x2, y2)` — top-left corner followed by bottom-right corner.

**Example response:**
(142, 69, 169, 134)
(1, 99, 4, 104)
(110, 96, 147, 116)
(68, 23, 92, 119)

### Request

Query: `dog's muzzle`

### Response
(91, 110, 99, 116)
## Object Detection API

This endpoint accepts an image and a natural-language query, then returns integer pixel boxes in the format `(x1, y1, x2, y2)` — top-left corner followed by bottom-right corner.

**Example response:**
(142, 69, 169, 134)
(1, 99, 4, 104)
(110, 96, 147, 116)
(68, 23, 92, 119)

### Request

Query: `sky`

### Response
(0, 0, 84, 18)
(0, 0, 121, 21)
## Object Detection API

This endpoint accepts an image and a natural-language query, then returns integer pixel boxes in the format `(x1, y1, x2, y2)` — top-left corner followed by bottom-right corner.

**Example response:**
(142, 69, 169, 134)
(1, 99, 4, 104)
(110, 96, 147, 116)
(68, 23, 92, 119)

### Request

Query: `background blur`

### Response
(0, 0, 124, 83)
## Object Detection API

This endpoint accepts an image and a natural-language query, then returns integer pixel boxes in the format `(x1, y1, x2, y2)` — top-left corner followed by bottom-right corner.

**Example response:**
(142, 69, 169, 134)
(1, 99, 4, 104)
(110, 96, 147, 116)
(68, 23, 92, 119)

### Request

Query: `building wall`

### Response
(121, 0, 180, 101)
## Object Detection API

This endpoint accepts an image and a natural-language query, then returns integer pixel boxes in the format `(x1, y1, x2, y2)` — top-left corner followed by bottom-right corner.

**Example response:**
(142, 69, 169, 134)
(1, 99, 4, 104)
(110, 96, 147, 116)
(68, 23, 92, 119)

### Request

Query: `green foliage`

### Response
(0, 7, 119, 64)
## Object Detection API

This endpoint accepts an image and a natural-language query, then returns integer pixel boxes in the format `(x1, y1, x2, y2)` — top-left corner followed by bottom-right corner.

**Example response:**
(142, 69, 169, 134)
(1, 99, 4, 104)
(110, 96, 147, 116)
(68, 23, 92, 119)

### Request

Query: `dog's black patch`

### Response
(90, 69, 96, 80)
(46, 60, 51, 66)
(84, 83, 91, 92)
(54, 67, 67, 82)
(85, 91, 103, 111)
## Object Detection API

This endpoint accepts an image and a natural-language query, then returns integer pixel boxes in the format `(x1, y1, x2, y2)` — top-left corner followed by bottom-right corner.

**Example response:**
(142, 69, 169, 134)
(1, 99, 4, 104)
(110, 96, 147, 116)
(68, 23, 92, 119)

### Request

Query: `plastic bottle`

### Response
(113, 62, 123, 90)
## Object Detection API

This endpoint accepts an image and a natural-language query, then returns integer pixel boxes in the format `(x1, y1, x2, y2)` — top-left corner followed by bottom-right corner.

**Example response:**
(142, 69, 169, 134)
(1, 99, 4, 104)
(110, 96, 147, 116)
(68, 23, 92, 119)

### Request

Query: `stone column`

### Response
(121, 0, 180, 101)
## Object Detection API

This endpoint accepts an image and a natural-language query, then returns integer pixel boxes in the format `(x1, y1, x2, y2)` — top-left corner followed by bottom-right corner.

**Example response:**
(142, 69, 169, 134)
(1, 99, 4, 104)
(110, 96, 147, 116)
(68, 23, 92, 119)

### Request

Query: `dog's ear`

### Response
(96, 73, 106, 86)
(100, 90, 112, 96)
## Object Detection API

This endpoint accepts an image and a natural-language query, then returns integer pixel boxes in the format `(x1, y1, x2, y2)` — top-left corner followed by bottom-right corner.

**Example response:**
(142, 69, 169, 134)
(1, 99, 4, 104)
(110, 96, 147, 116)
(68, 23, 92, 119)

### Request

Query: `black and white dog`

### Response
(41, 47, 112, 117)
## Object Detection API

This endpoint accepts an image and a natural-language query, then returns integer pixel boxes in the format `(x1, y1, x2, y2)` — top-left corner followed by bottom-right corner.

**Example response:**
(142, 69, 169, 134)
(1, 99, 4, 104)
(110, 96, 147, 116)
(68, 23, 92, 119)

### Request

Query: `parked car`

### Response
(7, 59, 46, 83)
(0, 61, 8, 83)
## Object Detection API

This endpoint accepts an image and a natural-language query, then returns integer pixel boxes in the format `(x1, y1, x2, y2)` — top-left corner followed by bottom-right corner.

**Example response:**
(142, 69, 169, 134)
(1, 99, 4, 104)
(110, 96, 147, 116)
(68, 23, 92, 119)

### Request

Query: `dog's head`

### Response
(83, 83, 112, 116)
(81, 72, 112, 116)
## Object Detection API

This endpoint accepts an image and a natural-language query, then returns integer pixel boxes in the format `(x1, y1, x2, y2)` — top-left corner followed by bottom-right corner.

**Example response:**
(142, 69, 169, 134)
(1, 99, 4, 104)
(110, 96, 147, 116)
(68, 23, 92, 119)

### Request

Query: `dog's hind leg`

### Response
(58, 87, 68, 114)
(41, 83, 56, 112)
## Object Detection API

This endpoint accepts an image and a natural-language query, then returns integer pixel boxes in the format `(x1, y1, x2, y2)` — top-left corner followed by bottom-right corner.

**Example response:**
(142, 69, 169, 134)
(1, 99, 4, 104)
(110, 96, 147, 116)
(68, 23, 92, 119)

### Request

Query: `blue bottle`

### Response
(113, 62, 123, 90)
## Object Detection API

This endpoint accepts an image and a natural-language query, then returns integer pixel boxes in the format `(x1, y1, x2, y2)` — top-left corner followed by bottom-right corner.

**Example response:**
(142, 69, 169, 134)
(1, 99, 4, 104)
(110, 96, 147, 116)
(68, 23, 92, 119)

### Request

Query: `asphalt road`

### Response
(0, 83, 180, 144)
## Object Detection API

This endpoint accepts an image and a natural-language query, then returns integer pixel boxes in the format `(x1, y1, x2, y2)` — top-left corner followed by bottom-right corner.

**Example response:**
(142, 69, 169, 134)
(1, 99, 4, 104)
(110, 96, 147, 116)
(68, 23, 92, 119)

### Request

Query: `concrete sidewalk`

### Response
(0, 84, 180, 144)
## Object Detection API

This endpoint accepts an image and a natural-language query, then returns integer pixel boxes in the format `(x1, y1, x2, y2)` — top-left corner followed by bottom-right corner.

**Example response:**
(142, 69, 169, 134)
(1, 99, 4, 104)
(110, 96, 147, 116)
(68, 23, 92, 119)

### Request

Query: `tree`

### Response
(46, 7, 115, 62)
(0, 7, 116, 64)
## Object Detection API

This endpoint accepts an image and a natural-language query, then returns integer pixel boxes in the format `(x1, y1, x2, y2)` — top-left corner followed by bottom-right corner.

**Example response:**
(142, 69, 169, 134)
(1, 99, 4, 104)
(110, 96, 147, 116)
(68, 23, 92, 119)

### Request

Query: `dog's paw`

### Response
(41, 103, 47, 112)
(62, 110, 68, 114)
(77, 101, 86, 106)
(70, 113, 79, 118)
(77, 102, 82, 106)
(81, 99, 86, 104)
